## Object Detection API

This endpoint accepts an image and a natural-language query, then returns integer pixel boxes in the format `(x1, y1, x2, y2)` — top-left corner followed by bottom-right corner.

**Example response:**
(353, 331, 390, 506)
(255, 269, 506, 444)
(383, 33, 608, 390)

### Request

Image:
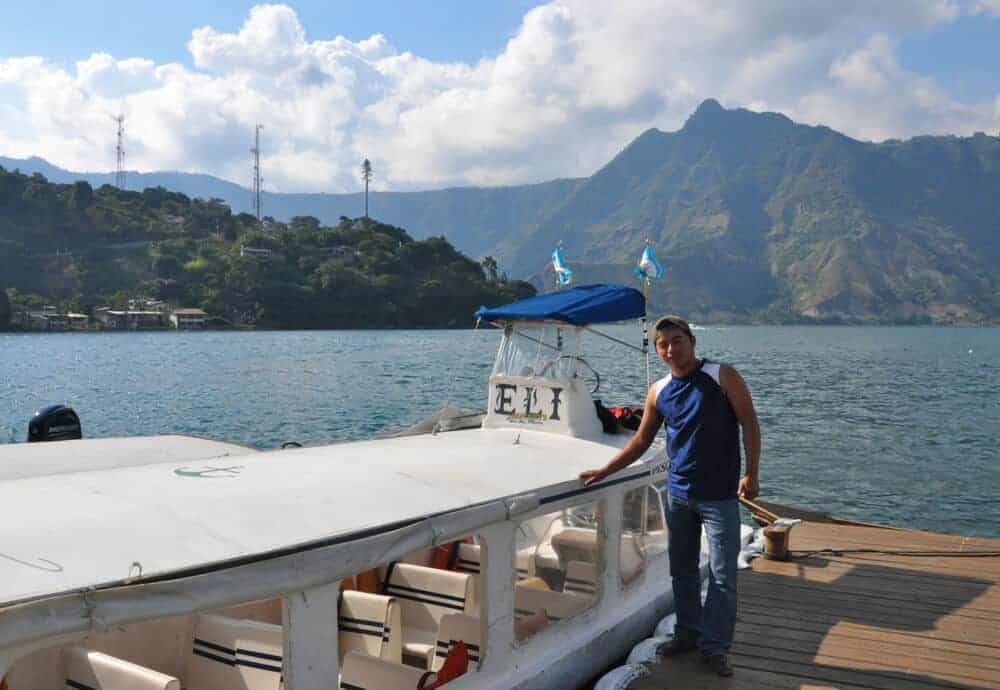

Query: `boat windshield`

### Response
(492, 324, 587, 380)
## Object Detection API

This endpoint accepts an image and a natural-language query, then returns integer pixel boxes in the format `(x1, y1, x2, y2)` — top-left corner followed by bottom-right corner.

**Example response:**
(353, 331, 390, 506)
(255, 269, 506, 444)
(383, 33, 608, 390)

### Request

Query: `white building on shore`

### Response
(170, 308, 209, 329)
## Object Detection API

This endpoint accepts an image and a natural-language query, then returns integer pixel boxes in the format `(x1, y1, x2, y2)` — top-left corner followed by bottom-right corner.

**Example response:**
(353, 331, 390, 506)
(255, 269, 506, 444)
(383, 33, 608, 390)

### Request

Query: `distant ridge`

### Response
(0, 154, 582, 262)
(4, 99, 999, 323)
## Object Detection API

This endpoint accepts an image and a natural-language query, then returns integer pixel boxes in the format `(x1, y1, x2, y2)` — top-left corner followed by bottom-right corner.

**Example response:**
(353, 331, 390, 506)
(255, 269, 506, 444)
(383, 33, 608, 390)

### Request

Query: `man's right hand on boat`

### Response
(579, 468, 608, 486)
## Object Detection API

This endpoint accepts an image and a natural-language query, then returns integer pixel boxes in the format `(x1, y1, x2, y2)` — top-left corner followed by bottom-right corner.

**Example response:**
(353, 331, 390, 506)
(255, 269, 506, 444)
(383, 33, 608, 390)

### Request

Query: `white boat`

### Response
(0, 284, 732, 690)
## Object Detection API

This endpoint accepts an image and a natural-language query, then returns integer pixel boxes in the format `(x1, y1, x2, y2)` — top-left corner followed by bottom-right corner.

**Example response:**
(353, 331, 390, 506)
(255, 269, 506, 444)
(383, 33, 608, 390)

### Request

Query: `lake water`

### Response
(1, 326, 997, 537)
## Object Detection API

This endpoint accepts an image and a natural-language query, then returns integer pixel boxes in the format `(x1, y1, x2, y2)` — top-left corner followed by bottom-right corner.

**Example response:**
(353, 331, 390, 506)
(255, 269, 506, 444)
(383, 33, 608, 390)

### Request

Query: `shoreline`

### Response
(3, 320, 998, 334)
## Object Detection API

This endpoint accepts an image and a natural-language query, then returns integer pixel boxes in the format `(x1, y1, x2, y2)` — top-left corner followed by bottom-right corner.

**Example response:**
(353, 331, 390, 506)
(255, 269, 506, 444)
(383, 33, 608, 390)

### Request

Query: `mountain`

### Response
(4, 100, 999, 323)
(518, 99, 999, 323)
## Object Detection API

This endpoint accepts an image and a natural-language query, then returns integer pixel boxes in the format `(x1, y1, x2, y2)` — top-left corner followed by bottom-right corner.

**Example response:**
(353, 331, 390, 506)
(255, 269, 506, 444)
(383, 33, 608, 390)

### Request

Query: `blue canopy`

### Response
(475, 284, 646, 326)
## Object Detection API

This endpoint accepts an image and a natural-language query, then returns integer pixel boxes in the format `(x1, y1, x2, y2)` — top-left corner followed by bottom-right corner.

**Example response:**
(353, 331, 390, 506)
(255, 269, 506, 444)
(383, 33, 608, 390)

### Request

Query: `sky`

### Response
(1, 1, 999, 193)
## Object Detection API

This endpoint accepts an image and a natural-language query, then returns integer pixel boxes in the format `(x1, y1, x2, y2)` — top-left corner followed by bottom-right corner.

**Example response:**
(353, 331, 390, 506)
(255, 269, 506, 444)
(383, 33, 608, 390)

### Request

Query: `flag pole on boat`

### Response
(635, 239, 663, 386)
(551, 241, 573, 291)
(551, 243, 573, 353)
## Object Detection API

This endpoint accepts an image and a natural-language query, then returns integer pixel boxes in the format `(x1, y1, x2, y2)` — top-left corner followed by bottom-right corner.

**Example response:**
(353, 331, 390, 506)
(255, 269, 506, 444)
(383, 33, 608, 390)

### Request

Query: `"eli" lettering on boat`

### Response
(494, 384, 563, 421)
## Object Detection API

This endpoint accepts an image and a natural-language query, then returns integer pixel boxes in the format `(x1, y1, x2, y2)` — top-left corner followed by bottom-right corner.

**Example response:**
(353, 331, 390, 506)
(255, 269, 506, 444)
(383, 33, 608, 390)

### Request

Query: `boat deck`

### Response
(633, 519, 1000, 689)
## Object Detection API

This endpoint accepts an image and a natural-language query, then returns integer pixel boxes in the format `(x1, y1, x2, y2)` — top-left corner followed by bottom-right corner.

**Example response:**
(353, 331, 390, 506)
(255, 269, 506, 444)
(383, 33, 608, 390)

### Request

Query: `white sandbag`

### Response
(593, 664, 650, 690)
(654, 613, 676, 638)
(626, 636, 672, 665)
(738, 533, 765, 569)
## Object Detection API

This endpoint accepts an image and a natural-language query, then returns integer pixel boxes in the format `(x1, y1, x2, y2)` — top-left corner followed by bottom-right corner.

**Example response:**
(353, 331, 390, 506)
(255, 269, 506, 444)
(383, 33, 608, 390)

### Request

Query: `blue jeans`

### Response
(666, 492, 740, 657)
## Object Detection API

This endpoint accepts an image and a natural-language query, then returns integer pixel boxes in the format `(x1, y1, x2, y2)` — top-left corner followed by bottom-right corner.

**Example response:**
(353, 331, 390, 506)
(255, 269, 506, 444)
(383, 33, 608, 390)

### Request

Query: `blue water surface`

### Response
(1, 326, 997, 537)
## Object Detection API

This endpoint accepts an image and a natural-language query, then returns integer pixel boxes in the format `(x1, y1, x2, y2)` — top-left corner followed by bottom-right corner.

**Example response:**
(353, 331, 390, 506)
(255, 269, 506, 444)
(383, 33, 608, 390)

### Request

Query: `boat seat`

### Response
(218, 598, 283, 625)
(514, 584, 593, 622)
(64, 646, 181, 690)
(383, 563, 473, 667)
(515, 548, 536, 580)
(550, 527, 599, 566)
(431, 614, 481, 672)
(563, 561, 598, 599)
(339, 652, 428, 690)
(339, 590, 403, 664)
(454, 543, 535, 605)
(455, 543, 481, 575)
(186, 613, 283, 690)
(376, 546, 436, 584)
(459, 543, 533, 579)
(400, 546, 435, 568)
(620, 533, 648, 585)
(453, 543, 485, 609)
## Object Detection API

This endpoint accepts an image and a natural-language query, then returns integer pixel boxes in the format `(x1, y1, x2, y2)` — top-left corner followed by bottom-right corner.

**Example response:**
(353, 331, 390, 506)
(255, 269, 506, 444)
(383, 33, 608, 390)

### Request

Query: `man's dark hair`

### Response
(653, 315, 693, 338)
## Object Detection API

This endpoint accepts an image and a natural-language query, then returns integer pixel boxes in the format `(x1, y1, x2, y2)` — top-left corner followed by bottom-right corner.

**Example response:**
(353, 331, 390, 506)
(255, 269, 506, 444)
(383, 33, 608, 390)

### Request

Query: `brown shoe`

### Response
(703, 654, 734, 677)
(658, 636, 698, 656)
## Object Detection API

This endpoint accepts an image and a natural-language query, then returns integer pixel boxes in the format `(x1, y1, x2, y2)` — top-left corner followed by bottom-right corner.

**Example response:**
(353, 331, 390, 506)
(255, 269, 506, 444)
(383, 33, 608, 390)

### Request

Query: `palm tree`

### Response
(361, 159, 373, 218)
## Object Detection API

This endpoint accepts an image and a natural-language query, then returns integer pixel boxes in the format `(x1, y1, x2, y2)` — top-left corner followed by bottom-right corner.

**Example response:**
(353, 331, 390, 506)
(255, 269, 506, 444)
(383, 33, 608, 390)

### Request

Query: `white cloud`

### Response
(793, 33, 999, 141)
(75, 53, 158, 97)
(0, 1, 997, 193)
(970, 0, 1000, 17)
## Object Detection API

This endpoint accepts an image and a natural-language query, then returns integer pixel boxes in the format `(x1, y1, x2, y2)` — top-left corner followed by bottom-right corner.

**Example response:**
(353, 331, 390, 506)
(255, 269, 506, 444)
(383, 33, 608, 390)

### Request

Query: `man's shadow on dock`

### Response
(722, 553, 997, 690)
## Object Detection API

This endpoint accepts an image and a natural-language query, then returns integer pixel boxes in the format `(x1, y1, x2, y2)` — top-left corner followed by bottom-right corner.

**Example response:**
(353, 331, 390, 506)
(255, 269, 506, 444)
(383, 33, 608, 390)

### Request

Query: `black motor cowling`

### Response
(27, 404, 82, 442)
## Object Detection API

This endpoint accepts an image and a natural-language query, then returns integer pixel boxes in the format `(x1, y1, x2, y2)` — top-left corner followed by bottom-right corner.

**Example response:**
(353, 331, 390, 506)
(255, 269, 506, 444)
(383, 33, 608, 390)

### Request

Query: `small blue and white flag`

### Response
(552, 245, 574, 285)
(634, 244, 663, 280)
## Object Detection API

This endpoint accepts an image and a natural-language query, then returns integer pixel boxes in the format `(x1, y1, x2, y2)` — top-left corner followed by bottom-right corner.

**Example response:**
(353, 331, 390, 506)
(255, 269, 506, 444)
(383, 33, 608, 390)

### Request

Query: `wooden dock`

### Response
(633, 519, 1000, 689)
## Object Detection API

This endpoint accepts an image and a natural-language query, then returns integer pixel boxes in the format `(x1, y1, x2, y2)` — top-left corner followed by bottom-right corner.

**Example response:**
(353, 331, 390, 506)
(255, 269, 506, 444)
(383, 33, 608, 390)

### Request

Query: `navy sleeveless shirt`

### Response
(654, 359, 741, 501)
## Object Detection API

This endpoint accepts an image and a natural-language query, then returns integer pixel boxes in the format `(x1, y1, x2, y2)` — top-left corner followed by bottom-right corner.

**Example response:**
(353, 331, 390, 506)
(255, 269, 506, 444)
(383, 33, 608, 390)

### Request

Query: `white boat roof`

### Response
(0, 435, 257, 481)
(0, 429, 659, 608)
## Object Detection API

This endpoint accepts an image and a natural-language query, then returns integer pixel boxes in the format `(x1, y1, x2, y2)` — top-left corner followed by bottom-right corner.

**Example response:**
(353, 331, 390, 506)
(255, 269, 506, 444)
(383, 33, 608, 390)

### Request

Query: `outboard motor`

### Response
(27, 404, 82, 442)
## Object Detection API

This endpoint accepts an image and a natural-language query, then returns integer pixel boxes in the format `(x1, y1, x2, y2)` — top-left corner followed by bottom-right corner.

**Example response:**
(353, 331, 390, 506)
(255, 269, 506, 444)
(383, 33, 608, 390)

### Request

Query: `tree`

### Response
(70, 181, 93, 211)
(0, 286, 10, 330)
(290, 215, 321, 231)
(480, 255, 499, 282)
(361, 159, 373, 218)
(152, 254, 184, 279)
(155, 278, 183, 301)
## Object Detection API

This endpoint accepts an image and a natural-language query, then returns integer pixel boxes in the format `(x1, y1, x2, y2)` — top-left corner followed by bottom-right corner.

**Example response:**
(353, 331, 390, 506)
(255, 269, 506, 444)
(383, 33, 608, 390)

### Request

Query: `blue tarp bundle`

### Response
(475, 284, 646, 326)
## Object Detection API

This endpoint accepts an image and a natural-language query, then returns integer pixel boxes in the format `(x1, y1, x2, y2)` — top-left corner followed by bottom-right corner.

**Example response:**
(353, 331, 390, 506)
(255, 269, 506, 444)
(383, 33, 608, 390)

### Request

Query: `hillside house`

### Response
(240, 245, 272, 258)
(25, 311, 67, 330)
(94, 309, 165, 330)
(170, 308, 208, 329)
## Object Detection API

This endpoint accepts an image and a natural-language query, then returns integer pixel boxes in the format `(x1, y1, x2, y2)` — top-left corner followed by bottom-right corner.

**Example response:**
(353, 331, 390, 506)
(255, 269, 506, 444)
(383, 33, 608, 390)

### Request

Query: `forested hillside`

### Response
(0, 170, 534, 329)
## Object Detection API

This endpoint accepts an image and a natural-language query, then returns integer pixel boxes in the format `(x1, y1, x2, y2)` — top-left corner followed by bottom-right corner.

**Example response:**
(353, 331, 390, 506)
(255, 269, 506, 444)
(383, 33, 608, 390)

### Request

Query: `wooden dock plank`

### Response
(734, 621, 1000, 670)
(736, 636, 1000, 684)
(632, 519, 1000, 690)
(741, 572, 1000, 616)
(734, 607, 1000, 654)
(741, 573, 1000, 617)
(740, 584, 1000, 630)
(742, 557, 1000, 606)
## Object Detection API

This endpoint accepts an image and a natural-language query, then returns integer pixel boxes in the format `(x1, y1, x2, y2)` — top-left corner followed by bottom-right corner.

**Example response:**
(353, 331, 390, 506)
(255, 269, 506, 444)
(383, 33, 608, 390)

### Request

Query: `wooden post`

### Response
(282, 582, 340, 690)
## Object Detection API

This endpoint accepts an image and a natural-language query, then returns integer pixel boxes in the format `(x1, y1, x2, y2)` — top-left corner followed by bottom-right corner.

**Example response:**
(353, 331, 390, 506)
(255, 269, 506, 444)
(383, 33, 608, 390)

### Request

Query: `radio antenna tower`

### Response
(113, 114, 126, 189)
(251, 124, 263, 221)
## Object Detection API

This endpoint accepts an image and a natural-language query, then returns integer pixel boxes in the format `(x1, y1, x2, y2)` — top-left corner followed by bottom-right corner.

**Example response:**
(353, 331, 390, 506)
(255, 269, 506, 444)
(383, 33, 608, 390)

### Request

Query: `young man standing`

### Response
(579, 316, 761, 677)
